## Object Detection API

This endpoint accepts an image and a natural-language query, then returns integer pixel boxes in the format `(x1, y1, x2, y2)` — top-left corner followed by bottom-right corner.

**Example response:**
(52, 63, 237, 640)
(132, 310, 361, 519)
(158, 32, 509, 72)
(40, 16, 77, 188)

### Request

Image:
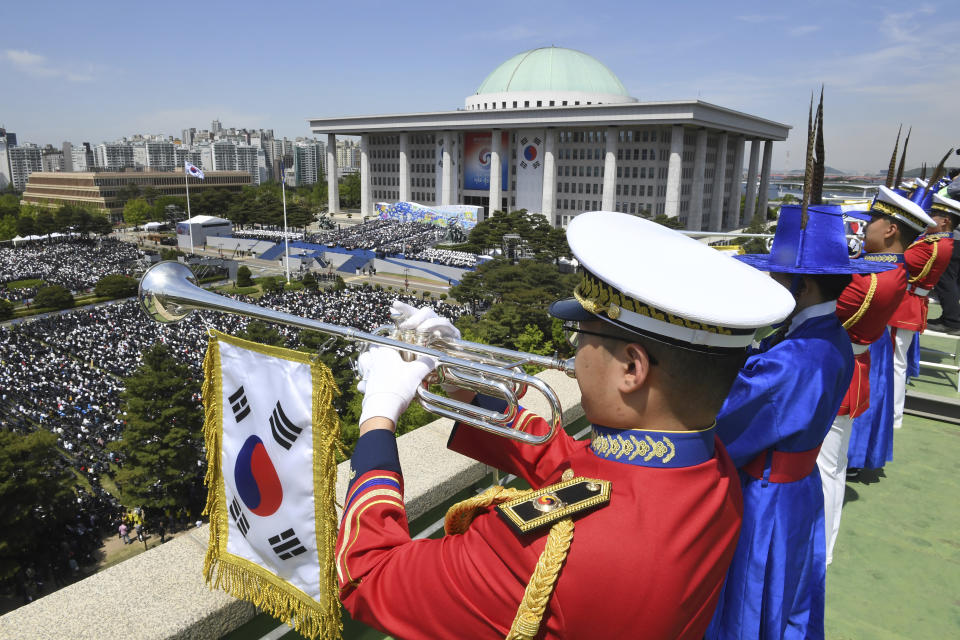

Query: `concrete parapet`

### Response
(0, 370, 583, 638)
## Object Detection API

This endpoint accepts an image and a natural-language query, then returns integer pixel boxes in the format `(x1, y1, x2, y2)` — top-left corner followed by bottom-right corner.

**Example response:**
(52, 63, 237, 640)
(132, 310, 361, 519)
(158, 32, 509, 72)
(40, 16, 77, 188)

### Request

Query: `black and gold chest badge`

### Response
(497, 476, 612, 536)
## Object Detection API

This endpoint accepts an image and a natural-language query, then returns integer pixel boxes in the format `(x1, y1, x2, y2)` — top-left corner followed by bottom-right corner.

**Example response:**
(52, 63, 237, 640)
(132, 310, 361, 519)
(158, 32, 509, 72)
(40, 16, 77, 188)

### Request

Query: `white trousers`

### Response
(891, 328, 915, 429)
(818, 414, 853, 565)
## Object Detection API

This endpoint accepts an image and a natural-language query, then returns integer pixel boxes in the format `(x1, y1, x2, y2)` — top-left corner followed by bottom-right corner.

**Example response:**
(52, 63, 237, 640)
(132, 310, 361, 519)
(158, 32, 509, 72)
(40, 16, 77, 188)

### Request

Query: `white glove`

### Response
(390, 300, 462, 341)
(390, 300, 462, 392)
(356, 346, 435, 425)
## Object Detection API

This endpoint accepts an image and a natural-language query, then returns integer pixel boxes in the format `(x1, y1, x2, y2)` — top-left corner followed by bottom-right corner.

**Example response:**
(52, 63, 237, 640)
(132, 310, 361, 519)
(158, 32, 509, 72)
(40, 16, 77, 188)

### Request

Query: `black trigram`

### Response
(229, 498, 250, 537)
(228, 386, 250, 422)
(269, 401, 302, 450)
(533, 136, 542, 146)
(520, 136, 528, 145)
(268, 528, 307, 560)
(533, 161, 541, 169)
(520, 160, 528, 169)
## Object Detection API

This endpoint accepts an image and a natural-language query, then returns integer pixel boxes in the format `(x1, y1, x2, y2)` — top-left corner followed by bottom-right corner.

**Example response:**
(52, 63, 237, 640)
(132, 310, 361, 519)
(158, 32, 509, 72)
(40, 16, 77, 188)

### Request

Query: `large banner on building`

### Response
(515, 129, 544, 213)
(463, 131, 509, 191)
(375, 202, 481, 230)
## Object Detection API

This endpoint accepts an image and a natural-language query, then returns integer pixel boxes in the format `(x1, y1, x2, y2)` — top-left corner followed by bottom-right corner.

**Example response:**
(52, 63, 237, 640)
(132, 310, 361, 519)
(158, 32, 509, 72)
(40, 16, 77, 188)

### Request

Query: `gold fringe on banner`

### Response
(201, 330, 343, 640)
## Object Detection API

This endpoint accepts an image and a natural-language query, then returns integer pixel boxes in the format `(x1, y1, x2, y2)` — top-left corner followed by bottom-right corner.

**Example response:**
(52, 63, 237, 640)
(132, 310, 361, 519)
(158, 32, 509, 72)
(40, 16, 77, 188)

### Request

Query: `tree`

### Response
(16, 215, 35, 237)
(90, 215, 113, 236)
(333, 275, 347, 291)
(652, 214, 684, 230)
(738, 215, 770, 254)
(0, 193, 19, 218)
(0, 215, 17, 241)
(34, 211, 56, 236)
(260, 276, 284, 293)
(236, 265, 252, 287)
(302, 272, 318, 291)
(95, 274, 137, 299)
(118, 182, 141, 202)
(0, 429, 79, 582)
(238, 320, 285, 346)
(34, 285, 74, 310)
(0, 299, 13, 320)
(111, 344, 205, 512)
(123, 197, 152, 227)
(339, 173, 361, 208)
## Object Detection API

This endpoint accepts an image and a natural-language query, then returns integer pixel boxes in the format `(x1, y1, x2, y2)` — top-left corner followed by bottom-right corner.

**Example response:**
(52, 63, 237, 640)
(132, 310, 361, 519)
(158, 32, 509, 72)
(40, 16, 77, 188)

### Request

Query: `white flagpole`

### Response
(185, 167, 194, 254)
(282, 174, 290, 284)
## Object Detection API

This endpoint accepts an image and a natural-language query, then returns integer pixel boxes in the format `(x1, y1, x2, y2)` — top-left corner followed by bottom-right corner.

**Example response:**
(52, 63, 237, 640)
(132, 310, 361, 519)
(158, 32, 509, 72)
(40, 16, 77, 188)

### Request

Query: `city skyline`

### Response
(2, 0, 957, 174)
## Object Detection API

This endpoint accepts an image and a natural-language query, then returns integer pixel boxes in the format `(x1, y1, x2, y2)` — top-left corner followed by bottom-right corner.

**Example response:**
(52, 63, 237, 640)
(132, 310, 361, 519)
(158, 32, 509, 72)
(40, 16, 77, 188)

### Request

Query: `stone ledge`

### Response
(0, 370, 582, 639)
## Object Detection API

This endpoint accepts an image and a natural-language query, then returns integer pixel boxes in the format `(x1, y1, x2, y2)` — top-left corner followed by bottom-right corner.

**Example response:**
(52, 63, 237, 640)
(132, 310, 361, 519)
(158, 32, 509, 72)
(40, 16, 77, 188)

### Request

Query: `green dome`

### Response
(475, 47, 629, 96)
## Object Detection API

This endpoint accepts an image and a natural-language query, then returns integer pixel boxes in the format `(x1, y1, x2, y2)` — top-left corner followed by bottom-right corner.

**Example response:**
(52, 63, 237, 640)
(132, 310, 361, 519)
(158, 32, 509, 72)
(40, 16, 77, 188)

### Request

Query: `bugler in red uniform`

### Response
(336, 408, 743, 640)
(835, 255, 908, 417)
(888, 231, 953, 333)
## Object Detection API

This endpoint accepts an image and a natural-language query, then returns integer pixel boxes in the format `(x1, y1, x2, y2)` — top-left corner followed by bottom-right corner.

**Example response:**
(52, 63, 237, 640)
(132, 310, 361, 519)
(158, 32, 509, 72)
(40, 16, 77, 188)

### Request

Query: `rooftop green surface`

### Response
(475, 47, 629, 97)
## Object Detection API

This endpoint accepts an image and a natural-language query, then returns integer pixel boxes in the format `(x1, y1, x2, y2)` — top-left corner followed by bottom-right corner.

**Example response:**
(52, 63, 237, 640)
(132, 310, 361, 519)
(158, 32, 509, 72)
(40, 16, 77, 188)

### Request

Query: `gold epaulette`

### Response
(497, 476, 611, 535)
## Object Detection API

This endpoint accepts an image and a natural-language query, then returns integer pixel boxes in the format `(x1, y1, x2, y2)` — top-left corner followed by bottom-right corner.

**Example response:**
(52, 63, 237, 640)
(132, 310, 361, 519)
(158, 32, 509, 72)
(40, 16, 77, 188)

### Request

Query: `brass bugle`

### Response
(138, 261, 575, 445)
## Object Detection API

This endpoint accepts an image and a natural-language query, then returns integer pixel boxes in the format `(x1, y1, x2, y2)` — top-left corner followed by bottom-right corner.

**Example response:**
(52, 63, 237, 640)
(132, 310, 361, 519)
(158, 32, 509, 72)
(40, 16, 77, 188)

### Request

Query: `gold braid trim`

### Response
(444, 485, 531, 535)
(842, 274, 878, 330)
(909, 239, 938, 284)
(445, 486, 575, 640)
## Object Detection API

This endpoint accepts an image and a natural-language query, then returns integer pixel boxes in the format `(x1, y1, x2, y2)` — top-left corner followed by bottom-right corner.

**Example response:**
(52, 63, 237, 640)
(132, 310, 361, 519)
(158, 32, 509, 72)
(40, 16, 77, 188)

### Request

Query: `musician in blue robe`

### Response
(706, 204, 896, 640)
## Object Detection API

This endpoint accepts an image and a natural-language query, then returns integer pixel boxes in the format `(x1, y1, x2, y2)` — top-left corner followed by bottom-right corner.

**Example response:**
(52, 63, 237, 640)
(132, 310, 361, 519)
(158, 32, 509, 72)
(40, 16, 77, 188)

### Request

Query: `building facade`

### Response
(309, 47, 789, 230)
(8, 145, 43, 191)
(21, 170, 252, 220)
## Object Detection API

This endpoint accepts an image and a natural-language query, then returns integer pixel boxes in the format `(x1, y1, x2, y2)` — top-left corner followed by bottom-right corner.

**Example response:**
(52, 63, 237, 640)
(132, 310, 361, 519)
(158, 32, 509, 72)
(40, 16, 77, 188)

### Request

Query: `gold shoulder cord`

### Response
(445, 485, 574, 640)
(842, 274, 878, 330)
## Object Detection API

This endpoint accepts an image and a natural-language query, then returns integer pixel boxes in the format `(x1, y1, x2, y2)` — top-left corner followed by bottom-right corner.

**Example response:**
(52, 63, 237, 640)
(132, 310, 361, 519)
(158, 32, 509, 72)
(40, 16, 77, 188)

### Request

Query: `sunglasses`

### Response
(561, 322, 659, 365)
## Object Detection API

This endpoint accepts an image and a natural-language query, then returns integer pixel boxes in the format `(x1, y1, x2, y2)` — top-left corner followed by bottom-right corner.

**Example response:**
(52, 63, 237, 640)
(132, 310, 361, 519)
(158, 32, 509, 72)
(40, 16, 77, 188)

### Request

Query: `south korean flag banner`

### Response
(202, 330, 342, 640)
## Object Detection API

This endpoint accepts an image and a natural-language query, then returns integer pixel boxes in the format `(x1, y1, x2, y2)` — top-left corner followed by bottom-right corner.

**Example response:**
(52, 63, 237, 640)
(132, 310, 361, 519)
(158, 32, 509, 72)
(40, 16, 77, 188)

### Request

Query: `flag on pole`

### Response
(186, 161, 205, 180)
(280, 158, 286, 184)
(202, 330, 343, 639)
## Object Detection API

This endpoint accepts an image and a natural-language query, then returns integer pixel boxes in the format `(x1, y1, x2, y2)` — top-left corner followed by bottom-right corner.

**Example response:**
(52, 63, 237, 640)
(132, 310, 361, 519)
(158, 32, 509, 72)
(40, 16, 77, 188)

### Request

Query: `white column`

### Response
(743, 138, 761, 223)
(664, 124, 684, 219)
(756, 140, 774, 219)
(359, 134, 371, 217)
(688, 128, 707, 231)
(540, 128, 557, 221)
(727, 136, 745, 228)
(710, 132, 729, 232)
(489, 129, 502, 216)
(441, 131, 453, 205)
(326, 133, 339, 214)
(399, 133, 410, 202)
(601, 128, 617, 211)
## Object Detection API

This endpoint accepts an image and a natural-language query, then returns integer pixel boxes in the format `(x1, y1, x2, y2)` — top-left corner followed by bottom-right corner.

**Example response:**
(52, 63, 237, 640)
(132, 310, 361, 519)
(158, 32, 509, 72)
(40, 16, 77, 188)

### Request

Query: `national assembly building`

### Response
(309, 47, 790, 231)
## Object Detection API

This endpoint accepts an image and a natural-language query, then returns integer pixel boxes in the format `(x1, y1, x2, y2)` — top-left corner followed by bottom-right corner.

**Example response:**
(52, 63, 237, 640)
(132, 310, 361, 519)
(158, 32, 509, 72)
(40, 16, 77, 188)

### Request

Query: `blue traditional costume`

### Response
(848, 330, 895, 468)
(706, 204, 895, 640)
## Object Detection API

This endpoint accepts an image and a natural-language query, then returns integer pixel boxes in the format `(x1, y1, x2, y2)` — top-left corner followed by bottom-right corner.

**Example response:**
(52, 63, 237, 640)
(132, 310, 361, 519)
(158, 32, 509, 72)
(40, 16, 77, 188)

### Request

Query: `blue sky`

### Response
(2, 0, 956, 174)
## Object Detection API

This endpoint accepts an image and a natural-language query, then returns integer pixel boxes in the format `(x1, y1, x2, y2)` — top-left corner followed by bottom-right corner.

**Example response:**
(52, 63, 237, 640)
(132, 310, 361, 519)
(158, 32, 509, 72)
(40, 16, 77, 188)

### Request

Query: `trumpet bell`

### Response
(139, 260, 199, 323)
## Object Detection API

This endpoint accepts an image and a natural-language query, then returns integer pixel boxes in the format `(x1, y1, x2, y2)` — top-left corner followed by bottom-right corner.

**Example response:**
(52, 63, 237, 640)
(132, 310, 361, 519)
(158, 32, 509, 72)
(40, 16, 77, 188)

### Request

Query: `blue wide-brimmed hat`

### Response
(736, 204, 897, 275)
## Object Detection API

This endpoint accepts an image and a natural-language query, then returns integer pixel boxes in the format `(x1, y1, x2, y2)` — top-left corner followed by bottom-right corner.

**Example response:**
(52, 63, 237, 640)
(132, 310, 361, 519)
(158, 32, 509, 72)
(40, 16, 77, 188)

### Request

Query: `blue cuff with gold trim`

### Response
(589, 424, 715, 468)
(348, 429, 401, 493)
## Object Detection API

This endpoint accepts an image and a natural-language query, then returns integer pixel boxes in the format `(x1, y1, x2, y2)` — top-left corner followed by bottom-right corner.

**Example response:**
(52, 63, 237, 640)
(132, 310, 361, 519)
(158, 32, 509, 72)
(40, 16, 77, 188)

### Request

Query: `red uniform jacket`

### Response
(835, 256, 907, 417)
(889, 233, 953, 332)
(337, 406, 743, 640)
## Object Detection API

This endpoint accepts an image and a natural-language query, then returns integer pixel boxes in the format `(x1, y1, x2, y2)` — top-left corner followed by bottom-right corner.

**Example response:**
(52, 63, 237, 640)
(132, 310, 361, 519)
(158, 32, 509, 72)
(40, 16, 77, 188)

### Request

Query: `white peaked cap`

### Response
(554, 211, 795, 349)
(932, 192, 960, 218)
(871, 185, 936, 231)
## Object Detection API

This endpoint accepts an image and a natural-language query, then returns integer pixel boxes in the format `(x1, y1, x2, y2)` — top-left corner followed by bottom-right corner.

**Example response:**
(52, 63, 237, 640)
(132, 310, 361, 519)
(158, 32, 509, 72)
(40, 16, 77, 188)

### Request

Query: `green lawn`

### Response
(5, 278, 45, 289)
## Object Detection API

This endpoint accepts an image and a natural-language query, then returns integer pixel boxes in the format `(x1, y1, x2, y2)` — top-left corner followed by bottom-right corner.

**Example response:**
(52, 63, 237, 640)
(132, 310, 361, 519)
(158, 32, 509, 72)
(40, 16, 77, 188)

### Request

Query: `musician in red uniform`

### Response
(926, 193, 960, 333)
(336, 212, 794, 639)
(887, 186, 947, 429)
(818, 194, 910, 565)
